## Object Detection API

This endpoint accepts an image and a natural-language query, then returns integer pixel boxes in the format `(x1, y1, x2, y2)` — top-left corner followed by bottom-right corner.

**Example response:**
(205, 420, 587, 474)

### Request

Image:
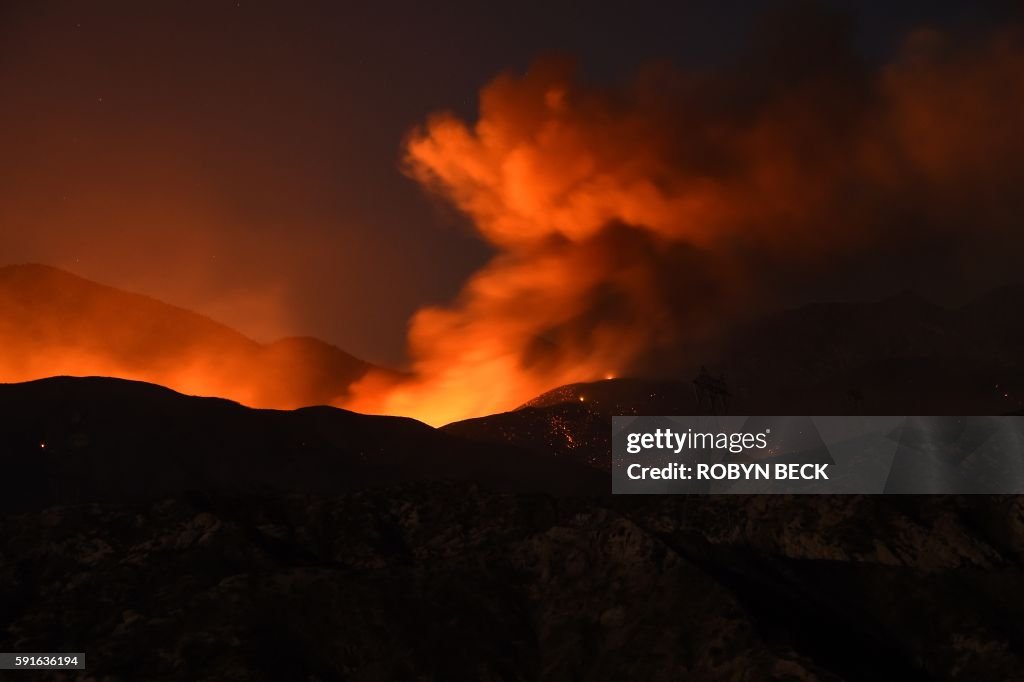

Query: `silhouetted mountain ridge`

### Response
(0, 376, 604, 511)
(0, 264, 379, 408)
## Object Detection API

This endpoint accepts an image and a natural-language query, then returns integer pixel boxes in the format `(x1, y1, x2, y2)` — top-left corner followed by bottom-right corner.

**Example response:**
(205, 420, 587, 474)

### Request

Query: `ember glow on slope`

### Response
(342, 26, 1024, 425)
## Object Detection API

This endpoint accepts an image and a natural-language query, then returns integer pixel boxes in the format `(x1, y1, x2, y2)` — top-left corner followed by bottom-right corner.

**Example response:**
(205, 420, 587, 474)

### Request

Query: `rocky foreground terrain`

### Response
(2, 378, 1023, 680)
(3, 487, 1023, 681)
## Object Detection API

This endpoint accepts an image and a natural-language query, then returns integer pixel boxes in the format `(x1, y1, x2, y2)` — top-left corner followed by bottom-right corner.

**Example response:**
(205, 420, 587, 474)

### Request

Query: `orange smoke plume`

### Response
(345, 22, 1024, 425)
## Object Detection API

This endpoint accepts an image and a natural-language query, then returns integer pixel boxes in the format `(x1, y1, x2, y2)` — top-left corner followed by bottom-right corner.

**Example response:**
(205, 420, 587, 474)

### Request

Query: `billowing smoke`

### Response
(344, 18, 1024, 425)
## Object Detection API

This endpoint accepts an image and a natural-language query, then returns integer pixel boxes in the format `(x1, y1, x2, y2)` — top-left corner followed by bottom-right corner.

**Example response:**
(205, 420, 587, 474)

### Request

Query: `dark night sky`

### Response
(0, 0, 1013, 365)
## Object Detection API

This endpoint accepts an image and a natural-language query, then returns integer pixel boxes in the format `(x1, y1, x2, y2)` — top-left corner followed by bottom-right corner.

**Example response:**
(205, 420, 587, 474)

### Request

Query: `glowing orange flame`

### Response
(5, 23, 1024, 429)
(343, 27, 1024, 425)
